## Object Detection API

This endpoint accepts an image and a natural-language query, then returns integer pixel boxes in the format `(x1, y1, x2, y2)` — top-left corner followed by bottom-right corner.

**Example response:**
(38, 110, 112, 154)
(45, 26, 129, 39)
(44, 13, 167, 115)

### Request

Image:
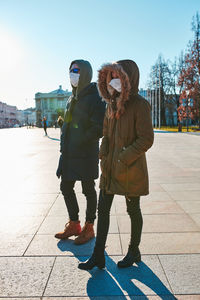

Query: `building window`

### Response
(49, 99, 54, 110)
(43, 99, 48, 110)
(36, 100, 41, 109)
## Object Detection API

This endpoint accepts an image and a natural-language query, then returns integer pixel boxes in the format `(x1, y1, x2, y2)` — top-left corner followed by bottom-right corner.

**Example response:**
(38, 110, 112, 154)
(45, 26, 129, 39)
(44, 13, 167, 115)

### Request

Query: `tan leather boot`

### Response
(55, 220, 81, 239)
(74, 222, 95, 245)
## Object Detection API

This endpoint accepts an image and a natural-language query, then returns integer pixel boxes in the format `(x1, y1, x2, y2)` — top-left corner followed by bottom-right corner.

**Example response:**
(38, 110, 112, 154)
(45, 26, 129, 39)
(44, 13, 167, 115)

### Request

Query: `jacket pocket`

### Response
(113, 159, 128, 191)
(127, 158, 145, 189)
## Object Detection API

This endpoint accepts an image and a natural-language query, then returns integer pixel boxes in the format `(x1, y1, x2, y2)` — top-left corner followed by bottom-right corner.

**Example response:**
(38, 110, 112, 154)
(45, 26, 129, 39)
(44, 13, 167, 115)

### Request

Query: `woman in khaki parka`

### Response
(79, 59, 154, 270)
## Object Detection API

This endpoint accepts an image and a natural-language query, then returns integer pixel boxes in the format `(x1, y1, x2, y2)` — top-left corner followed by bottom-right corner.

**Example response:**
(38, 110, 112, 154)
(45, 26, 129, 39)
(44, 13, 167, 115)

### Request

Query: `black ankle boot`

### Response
(117, 248, 141, 268)
(78, 250, 105, 270)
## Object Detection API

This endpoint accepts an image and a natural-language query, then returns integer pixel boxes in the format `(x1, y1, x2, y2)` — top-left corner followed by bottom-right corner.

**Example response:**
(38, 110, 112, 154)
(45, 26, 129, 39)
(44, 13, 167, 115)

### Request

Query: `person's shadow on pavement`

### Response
(57, 239, 177, 300)
(47, 136, 60, 141)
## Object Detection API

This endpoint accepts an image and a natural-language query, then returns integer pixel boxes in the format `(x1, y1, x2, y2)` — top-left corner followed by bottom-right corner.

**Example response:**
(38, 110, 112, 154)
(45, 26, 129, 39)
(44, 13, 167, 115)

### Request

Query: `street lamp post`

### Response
(152, 88, 154, 127)
(159, 63, 161, 129)
(186, 90, 189, 132)
(155, 66, 157, 128)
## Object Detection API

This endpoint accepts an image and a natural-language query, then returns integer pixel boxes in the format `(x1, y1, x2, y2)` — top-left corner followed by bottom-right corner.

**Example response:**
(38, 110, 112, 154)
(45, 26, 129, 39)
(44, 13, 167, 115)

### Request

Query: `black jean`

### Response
(95, 190, 143, 253)
(60, 179, 97, 223)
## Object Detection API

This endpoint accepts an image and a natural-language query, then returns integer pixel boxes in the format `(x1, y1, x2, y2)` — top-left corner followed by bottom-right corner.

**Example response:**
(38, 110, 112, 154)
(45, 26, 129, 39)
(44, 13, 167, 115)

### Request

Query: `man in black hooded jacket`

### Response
(55, 59, 105, 245)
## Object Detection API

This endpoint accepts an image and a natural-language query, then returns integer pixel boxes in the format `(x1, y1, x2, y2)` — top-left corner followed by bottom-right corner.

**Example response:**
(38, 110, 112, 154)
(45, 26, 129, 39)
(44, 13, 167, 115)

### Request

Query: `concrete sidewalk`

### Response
(0, 127, 200, 299)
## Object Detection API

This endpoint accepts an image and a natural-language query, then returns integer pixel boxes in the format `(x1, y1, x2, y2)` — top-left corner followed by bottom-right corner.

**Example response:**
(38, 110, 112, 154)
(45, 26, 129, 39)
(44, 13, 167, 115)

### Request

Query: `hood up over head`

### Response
(98, 59, 139, 119)
(70, 59, 93, 98)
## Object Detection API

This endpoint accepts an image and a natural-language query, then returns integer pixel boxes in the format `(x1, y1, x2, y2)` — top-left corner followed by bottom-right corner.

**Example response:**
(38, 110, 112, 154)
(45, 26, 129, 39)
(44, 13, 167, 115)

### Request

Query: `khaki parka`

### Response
(98, 60, 154, 197)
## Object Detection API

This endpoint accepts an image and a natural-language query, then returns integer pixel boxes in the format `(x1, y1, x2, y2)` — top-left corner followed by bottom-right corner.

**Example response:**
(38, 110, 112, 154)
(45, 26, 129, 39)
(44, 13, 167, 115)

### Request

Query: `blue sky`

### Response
(0, 0, 199, 109)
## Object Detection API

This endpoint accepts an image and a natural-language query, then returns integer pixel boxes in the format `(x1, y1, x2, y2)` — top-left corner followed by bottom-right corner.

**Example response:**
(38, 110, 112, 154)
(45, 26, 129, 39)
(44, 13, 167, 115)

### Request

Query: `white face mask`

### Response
(109, 78, 121, 93)
(69, 73, 80, 87)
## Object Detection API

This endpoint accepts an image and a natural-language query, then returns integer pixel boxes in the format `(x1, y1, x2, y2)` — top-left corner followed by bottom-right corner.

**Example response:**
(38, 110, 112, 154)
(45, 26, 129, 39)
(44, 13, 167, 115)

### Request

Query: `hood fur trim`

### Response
(98, 63, 131, 119)
(98, 63, 131, 102)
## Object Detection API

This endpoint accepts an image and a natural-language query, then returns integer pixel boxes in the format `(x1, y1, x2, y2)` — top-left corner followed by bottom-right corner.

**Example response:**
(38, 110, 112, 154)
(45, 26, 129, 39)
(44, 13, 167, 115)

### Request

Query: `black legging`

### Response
(60, 179, 97, 223)
(95, 190, 143, 253)
(44, 126, 47, 135)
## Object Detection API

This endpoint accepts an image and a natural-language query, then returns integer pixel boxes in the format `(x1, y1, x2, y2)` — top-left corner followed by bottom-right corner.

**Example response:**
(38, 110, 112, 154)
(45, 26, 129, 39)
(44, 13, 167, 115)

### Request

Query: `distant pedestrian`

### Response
(55, 59, 106, 245)
(78, 59, 154, 270)
(57, 116, 64, 129)
(43, 117, 47, 136)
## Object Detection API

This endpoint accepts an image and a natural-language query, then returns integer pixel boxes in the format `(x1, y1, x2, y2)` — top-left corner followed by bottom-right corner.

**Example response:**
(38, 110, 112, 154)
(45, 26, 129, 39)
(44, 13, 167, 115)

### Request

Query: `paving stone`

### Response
(176, 201, 200, 214)
(0, 234, 34, 256)
(37, 215, 118, 235)
(115, 201, 127, 215)
(114, 198, 184, 215)
(0, 257, 54, 297)
(105, 233, 122, 255)
(43, 296, 132, 299)
(22, 177, 60, 193)
(25, 233, 122, 256)
(47, 205, 70, 217)
(117, 214, 199, 233)
(181, 167, 200, 175)
(120, 232, 200, 254)
(160, 183, 200, 192)
(190, 214, 200, 228)
(173, 160, 200, 169)
(110, 255, 172, 296)
(0, 216, 44, 235)
(1, 192, 58, 204)
(141, 201, 185, 214)
(159, 254, 200, 294)
(149, 168, 186, 177)
(25, 234, 95, 256)
(45, 256, 125, 297)
(44, 255, 172, 297)
(149, 184, 165, 192)
(174, 296, 200, 300)
(37, 216, 76, 234)
(150, 176, 200, 184)
(143, 214, 199, 232)
(0, 298, 40, 300)
(107, 216, 119, 233)
(42, 297, 187, 300)
(167, 191, 200, 201)
(0, 202, 51, 217)
(141, 192, 174, 202)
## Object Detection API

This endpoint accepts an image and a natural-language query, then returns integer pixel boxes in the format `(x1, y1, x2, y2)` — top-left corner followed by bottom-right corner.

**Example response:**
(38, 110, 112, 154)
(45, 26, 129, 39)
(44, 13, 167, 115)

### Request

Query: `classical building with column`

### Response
(35, 85, 71, 127)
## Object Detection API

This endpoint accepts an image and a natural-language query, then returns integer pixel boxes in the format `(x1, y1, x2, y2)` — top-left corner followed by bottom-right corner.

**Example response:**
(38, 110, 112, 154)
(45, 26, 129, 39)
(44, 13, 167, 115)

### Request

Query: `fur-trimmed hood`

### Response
(98, 59, 140, 118)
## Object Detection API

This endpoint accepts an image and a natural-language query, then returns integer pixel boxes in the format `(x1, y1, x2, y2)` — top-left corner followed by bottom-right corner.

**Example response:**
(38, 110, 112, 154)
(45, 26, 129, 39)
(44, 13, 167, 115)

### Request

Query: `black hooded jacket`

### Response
(57, 59, 106, 180)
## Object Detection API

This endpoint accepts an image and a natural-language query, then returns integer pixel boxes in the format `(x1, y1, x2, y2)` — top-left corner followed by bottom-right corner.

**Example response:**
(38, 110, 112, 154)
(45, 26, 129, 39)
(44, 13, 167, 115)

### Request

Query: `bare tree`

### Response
(178, 12, 200, 127)
(148, 55, 172, 126)
(166, 52, 186, 129)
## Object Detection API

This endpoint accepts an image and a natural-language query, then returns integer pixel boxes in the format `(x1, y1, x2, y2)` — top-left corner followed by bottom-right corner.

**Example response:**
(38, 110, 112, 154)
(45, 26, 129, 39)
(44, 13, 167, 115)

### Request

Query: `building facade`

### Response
(17, 108, 36, 126)
(139, 88, 178, 127)
(35, 85, 71, 127)
(0, 101, 18, 128)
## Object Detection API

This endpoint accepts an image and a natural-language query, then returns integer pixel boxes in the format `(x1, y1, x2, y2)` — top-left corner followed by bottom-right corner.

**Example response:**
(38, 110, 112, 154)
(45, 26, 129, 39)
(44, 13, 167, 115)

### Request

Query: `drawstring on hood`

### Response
(98, 59, 139, 119)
